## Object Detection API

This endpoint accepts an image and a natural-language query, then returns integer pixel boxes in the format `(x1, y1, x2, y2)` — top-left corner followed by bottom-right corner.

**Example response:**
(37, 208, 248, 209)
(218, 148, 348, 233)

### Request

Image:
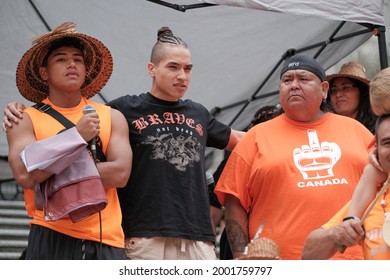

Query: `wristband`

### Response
(342, 216, 357, 222)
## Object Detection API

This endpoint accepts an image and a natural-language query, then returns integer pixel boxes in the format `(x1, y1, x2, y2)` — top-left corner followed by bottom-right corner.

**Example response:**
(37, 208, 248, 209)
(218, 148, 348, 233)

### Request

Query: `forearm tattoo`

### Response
(225, 219, 248, 255)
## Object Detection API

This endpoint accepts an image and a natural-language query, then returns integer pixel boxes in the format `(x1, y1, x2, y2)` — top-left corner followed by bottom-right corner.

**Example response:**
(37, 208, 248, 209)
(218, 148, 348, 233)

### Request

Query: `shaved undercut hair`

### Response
(150, 26, 188, 65)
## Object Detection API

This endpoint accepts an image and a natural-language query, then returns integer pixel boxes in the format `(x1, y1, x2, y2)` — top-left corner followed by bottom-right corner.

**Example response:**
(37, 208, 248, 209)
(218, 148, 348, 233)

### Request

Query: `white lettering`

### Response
(297, 177, 349, 188)
(288, 62, 300, 67)
(366, 228, 383, 241)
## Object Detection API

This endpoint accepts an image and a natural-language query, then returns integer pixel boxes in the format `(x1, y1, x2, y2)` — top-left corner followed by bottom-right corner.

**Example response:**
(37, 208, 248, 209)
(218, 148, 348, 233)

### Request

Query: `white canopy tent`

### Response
(0, 0, 386, 163)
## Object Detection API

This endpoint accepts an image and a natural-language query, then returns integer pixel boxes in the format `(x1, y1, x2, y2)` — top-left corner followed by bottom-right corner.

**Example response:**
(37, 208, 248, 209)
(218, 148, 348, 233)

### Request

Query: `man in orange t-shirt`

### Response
(215, 54, 373, 260)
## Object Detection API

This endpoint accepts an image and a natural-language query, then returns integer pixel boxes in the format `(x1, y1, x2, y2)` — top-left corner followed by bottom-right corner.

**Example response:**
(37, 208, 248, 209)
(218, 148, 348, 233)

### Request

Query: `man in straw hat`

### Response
(302, 111, 390, 260)
(214, 54, 373, 260)
(5, 22, 132, 259)
(325, 61, 376, 133)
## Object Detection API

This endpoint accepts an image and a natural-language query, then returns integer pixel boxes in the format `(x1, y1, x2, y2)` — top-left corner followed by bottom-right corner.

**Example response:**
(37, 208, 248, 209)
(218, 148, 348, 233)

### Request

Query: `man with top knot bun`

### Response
(107, 26, 245, 260)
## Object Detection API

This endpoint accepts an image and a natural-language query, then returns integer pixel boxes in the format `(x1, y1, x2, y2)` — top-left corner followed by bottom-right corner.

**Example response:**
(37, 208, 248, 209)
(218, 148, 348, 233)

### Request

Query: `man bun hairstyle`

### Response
(150, 26, 188, 64)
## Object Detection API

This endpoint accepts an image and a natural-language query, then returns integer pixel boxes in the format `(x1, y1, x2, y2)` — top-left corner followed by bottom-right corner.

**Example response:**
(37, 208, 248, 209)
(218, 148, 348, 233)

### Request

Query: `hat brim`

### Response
(16, 27, 113, 103)
(326, 73, 370, 86)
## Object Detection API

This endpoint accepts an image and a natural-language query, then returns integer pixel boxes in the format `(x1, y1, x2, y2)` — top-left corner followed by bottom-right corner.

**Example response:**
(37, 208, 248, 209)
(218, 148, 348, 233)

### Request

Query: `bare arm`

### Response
(225, 129, 246, 151)
(6, 112, 52, 189)
(348, 163, 387, 218)
(96, 108, 132, 188)
(210, 205, 224, 236)
(302, 219, 364, 260)
(224, 194, 249, 259)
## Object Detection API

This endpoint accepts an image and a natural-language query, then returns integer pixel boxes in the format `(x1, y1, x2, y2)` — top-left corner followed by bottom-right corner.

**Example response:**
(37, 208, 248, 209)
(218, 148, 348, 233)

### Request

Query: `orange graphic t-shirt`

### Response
(215, 113, 373, 259)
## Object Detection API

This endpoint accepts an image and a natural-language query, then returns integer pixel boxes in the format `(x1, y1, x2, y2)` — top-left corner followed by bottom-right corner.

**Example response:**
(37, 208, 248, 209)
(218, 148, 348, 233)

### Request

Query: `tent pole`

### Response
(146, 0, 218, 12)
(28, 0, 51, 31)
(376, 25, 388, 69)
(225, 25, 372, 126)
(225, 53, 288, 126)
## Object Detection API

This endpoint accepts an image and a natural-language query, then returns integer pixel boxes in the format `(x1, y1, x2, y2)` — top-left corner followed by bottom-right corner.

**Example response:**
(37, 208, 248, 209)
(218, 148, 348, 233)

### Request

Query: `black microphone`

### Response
(206, 171, 222, 209)
(83, 104, 97, 162)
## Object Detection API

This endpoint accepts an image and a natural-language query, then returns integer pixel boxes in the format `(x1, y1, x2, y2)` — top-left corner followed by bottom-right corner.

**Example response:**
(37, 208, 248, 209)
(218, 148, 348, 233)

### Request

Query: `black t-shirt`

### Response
(108, 92, 231, 242)
(209, 151, 231, 208)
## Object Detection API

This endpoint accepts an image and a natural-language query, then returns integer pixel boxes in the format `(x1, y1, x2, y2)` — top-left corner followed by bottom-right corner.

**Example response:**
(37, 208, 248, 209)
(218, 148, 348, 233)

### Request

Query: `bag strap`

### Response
(33, 102, 106, 162)
(33, 103, 75, 129)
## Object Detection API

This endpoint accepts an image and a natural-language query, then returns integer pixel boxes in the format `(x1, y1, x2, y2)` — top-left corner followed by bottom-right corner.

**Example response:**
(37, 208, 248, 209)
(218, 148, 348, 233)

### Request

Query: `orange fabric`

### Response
(23, 97, 124, 248)
(23, 189, 35, 218)
(368, 135, 376, 150)
(323, 197, 390, 259)
(215, 113, 373, 259)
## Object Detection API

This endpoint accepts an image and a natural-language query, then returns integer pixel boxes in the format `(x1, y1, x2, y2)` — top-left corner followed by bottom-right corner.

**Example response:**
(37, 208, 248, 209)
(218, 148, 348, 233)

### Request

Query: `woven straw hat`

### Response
(326, 61, 370, 86)
(16, 22, 113, 103)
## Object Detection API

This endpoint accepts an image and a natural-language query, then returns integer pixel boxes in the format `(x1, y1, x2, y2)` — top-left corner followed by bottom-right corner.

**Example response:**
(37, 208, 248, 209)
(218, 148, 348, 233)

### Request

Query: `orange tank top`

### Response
(23, 97, 124, 248)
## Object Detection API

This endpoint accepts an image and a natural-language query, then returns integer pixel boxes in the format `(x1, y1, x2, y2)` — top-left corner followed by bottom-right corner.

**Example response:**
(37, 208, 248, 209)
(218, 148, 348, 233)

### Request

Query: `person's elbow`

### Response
(113, 154, 132, 188)
(109, 161, 131, 188)
(114, 169, 131, 188)
(301, 231, 318, 260)
(301, 242, 313, 260)
(301, 228, 335, 260)
(15, 172, 40, 190)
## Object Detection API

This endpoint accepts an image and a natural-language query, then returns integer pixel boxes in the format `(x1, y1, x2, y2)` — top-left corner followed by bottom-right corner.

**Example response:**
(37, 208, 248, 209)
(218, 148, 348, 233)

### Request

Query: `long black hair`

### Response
(326, 78, 377, 133)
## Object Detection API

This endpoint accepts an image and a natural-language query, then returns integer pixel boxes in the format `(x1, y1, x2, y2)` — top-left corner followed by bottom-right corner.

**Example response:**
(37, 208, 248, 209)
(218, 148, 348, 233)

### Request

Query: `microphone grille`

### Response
(83, 104, 96, 114)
